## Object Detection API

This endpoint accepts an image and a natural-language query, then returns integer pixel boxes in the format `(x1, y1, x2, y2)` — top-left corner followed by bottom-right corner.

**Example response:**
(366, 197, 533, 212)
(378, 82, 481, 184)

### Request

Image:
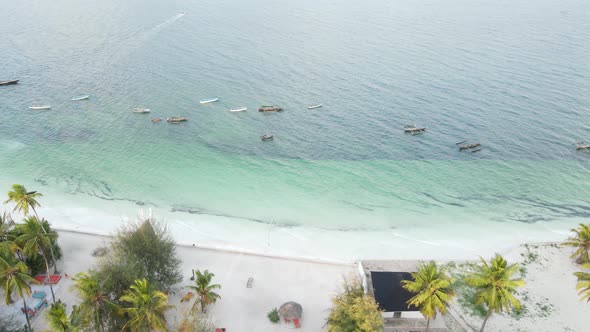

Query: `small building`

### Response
(359, 260, 449, 332)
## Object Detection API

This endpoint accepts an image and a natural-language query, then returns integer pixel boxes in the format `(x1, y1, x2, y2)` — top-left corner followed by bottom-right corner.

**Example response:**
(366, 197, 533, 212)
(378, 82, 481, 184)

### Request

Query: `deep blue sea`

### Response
(1, 0, 589, 259)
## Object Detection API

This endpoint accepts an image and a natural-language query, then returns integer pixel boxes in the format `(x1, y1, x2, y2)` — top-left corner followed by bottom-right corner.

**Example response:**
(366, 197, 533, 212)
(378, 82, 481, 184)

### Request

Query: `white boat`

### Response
(29, 105, 51, 110)
(71, 94, 90, 101)
(200, 98, 219, 104)
(307, 104, 323, 109)
(133, 108, 151, 113)
(230, 107, 247, 112)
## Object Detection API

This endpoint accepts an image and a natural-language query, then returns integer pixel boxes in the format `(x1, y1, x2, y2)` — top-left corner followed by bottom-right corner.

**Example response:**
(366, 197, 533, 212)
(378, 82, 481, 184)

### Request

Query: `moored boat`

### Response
(230, 107, 247, 112)
(167, 117, 188, 123)
(133, 108, 151, 113)
(0, 80, 19, 86)
(71, 94, 90, 101)
(29, 105, 51, 110)
(404, 125, 426, 135)
(151, 118, 162, 123)
(258, 106, 283, 112)
(576, 142, 590, 150)
(200, 98, 219, 104)
(307, 104, 323, 109)
(261, 134, 274, 141)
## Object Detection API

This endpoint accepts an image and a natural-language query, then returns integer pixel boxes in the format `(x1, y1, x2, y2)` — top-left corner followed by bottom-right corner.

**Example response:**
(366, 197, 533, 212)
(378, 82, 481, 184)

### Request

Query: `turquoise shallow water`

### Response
(1, 0, 590, 257)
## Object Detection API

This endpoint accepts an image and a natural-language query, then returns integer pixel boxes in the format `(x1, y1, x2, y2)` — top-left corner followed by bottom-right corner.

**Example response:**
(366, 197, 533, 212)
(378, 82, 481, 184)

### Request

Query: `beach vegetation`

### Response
(573, 263, 590, 302)
(327, 277, 383, 332)
(46, 300, 86, 332)
(0, 258, 37, 332)
(177, 312, 216, 332)
(182, 269, 222, 313)
(267, 307, 280, 323)
(464, 254, 524, 332)
(72, 271, 121, 332)
(110, 219, 182, 291)
(563, 223, 590, 264)
(15, 216, 58, 303)
(5, 184, 43, 219)
(402, 261, 455, 331)
(119, 278, 173, 332)
(0, 313, 26, 332)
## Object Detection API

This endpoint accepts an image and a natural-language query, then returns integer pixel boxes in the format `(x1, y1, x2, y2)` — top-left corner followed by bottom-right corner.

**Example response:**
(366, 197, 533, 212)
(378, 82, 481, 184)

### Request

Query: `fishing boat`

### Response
(133, 108, 151, 113)
(261, 134, 274, 141)
(167, 117, 188, 123)
(456, 141, 481, 150)
(29, 105, 51, 110)
(307, 104, 323, 109)
(200, 98, 219, 104)
(151, 118, 162, 123)
(576, 142, 590, 150)
(404, 125, 426, 135)
(0, 80, 19, 86)
(71, 94, 90, 101)
(230, 107, 247, 112)
(258, 106, 283, 112)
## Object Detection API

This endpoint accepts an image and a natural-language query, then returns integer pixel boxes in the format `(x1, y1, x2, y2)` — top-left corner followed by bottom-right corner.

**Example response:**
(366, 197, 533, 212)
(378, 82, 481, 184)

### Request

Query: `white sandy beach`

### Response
(23, 230, 356, 332)
(1, 229, 589, 332)
(450, 243, 590, 332)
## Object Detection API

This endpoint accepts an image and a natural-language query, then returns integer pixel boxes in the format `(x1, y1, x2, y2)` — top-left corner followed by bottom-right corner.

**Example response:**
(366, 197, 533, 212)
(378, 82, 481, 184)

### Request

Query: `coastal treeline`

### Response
(0, 184, 221, 332)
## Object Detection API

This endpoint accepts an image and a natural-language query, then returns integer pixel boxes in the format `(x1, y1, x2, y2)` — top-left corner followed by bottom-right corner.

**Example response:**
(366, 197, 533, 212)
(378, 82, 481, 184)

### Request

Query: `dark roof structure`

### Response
(370, 271, 418, 312)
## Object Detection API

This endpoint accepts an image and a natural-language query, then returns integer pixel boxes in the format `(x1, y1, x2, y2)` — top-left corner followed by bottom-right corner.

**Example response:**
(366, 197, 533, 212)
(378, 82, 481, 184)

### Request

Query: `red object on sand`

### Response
(33, 274, 62, 285)
(294, 319, 301, 328)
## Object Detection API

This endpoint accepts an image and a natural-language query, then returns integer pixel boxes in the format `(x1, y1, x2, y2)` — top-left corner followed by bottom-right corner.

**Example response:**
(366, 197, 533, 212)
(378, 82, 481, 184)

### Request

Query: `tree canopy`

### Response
(327, 278, 383, 332)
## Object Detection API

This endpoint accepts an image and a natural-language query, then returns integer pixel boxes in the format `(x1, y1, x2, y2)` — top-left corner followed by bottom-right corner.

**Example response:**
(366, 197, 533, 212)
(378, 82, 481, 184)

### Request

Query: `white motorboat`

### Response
(307, 104, 323, 109)
(230, 107, 247, 112)
(133, 108, 151, 113)
(71, 94, 90, 101)
(29, 105, 51, 110)
(200, 98, 219, 104)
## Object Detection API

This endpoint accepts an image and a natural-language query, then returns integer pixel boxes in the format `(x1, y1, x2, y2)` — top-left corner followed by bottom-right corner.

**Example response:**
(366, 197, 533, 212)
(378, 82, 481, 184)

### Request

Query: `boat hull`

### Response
(29, 106, 51, 110)
(200, 98, 219, 104)
(0, 80, 19, 86)
(230, 107, 247, 112)
(307, 104, 323, 109)
(71, 95, 90, 101)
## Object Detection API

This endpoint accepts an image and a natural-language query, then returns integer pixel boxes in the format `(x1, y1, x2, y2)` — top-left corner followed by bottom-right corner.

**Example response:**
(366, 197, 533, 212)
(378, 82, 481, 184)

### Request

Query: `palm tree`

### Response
(5, 184, 43, 218)
(15, 216, 58, 303)
(119, 278, 172, 332)
(401, 261, 455, 331)
(464, 254, 524, 332)
(574, 264, 590, 302)
(47, 300, 85, 332)
(0, 259, 38, 332)
(182, 269, 221, 313)
(563, 223, 590, 264)
(5, 184, 58, 273)
(72, 272, 120, 332)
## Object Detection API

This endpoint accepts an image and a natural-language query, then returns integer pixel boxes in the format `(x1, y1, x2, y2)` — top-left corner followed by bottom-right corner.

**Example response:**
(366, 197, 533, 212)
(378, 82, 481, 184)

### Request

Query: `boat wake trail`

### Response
(143, 13, 185, 39)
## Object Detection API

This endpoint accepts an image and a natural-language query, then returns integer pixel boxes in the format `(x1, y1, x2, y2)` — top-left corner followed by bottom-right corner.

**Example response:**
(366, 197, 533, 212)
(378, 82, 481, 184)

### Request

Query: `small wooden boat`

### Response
(151, 118, 162, 123)
(200, 98, 219, 104)
(0, 80, 19, 86)
(307, 104, 323, 109)
(230, 107, 247, 112)
(259, 106, 283, 112)
(456, 141, 481, 150)
(261, 134, 274, 141)
(71, 94, 90, 101)
(404, 125, 426, 135)
(133, 108, 151, 114)
(167, 117, 188, 123)
(576, 142, 590, 150)
(29, 105, 51, 110)
(471, 147, 483, 153)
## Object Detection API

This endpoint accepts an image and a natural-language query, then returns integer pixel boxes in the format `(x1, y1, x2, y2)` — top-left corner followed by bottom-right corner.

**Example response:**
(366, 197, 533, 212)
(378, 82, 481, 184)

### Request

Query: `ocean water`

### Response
(1, 0, 589, 259)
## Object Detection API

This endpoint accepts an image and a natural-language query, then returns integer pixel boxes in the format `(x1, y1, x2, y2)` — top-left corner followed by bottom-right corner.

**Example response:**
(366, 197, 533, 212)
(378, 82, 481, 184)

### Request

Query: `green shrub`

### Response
(267, 308, 280, 323)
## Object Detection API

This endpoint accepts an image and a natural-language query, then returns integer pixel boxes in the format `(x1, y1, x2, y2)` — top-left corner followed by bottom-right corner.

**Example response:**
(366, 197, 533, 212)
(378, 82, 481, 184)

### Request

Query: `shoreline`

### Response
(54, 227, 356, 267)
